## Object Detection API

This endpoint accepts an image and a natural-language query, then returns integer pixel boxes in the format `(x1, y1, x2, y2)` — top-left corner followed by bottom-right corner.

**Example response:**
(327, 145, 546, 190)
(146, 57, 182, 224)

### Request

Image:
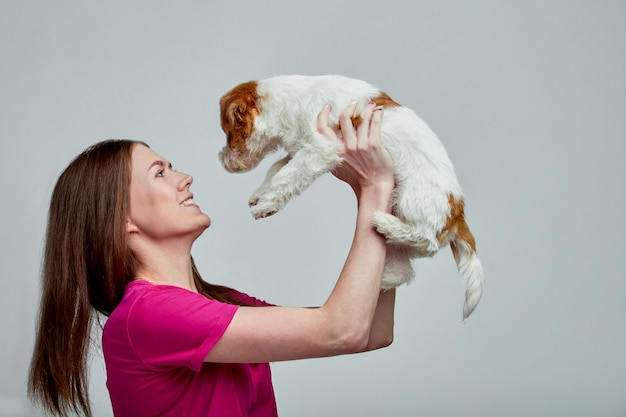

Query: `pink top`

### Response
(102, 280, 278, 417)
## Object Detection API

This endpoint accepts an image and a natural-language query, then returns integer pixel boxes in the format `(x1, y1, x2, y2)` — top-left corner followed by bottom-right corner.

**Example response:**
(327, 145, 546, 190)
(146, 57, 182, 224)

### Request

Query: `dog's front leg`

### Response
(249, 155, 291, 208)
(249, 146, 341, 219)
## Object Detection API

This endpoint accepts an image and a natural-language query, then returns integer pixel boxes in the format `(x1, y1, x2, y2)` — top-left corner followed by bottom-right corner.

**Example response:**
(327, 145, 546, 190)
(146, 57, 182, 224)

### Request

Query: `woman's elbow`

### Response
(378, 331, 394, 349)
(331, 326, 371, 354)
(340, 327, 394, 354)
(366, 328, 394, 351)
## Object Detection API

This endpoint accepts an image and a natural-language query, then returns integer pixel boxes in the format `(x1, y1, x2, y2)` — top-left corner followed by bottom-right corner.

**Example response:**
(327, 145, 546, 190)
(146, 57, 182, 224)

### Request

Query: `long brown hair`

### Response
(28, 139, 245, 417)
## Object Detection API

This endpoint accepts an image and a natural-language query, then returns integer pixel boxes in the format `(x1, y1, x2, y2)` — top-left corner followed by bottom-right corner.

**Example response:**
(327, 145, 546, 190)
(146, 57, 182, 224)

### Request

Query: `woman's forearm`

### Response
(319, 183, 393, 352)
(366, 288, 396, 351)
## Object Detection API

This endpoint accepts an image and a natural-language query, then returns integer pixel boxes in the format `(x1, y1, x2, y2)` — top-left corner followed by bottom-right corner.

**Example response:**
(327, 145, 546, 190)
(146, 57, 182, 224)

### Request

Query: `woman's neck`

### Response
(132, 240, 198, 292)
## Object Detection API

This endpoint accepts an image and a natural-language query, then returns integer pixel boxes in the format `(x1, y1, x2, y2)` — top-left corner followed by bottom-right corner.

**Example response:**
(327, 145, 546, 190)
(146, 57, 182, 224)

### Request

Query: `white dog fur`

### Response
(218, 75, 484, 320)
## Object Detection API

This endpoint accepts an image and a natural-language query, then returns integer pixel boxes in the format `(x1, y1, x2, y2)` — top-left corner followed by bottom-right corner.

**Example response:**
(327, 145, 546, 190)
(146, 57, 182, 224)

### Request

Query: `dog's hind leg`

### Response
(372, 212, 440, 257)
(381, 244, 415, 289)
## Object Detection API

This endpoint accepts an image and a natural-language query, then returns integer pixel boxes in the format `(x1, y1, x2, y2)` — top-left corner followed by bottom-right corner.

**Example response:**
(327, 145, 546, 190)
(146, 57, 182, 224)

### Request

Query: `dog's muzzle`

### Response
(219, 147, 258, 173)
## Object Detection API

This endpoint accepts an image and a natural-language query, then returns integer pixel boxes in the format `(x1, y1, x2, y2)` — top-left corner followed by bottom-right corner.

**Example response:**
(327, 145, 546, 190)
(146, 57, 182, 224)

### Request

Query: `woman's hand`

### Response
(317, 101, 395, 196)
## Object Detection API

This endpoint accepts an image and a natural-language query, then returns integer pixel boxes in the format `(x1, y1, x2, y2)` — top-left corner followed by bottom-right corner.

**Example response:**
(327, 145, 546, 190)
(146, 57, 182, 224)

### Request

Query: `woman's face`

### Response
(127, 144, 211, 241)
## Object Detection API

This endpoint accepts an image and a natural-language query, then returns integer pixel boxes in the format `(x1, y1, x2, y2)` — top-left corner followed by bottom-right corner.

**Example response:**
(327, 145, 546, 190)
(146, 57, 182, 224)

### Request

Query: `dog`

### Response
(218, 75, 484, 320)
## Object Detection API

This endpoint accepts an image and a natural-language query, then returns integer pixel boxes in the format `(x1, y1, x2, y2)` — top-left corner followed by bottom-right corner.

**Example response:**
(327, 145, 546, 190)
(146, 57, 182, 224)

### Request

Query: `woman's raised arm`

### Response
(206, 101, 396, 363)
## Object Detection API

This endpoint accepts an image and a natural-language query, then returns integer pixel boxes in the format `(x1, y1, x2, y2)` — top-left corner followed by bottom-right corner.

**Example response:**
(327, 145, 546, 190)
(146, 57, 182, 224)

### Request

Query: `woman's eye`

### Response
(156, 169, 165, 177)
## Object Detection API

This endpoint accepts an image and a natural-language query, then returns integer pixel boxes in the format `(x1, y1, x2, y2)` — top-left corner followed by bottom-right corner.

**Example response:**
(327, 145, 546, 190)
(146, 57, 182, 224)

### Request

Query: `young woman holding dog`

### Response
(28, 101, 396, 417)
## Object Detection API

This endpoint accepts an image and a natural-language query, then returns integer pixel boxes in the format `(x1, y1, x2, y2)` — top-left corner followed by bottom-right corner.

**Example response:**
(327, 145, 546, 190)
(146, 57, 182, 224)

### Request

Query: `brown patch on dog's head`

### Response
(438, 194, 477, 255)
(219, 81, 260, 154)
(349, 92, 401, 128)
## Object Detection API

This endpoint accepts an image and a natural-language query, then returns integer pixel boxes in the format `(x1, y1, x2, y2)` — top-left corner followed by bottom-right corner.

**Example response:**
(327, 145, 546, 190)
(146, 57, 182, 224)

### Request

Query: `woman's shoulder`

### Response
(108, 281, 235, 324)
(107, 281, 273, 327)
(108, 280, 239, 337)
(128, 280, 233, 311)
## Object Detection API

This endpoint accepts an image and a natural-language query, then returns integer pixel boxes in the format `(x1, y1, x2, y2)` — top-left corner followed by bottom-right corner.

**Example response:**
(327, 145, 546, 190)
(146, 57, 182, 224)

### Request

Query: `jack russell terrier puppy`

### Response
(218, 74, 484, 320)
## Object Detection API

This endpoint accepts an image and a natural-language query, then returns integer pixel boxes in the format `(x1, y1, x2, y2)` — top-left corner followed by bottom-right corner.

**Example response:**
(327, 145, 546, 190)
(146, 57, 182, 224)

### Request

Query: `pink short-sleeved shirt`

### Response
(102, 280, 278, 417)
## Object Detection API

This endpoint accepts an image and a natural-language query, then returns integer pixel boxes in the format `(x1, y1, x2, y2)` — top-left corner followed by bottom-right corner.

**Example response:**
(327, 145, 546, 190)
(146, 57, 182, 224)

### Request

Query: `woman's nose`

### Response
(177, 172, 193, 190)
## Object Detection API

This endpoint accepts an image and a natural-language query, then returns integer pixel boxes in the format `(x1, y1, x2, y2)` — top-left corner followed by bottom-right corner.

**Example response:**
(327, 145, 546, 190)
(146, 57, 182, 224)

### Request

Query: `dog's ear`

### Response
(231, 101, 248, 125)
(223, 100, 252, 128)
(220, 81, 259, 128)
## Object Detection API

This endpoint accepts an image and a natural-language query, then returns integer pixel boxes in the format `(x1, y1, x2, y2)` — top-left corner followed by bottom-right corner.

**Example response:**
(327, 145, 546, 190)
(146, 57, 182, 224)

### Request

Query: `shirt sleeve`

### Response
(127, 286, 239, 372)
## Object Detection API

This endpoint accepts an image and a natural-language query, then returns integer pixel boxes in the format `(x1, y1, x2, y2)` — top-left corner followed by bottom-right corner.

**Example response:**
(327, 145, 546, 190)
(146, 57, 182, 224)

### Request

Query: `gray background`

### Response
(1, 1, 624, 416)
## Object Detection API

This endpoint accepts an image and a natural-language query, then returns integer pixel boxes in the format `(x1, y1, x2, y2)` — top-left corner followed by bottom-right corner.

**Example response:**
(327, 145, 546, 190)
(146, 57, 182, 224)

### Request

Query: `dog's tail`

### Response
(450, 219, 484, 321)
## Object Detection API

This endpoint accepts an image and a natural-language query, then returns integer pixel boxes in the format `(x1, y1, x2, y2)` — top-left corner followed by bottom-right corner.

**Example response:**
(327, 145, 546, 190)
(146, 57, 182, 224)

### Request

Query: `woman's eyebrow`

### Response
(147, 160, 173, 171)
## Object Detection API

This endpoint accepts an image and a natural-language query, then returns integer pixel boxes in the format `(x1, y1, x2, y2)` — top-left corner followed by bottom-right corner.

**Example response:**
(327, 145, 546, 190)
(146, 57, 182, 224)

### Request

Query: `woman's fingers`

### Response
(316, 104, 339, 142)
(338, 101, 358, 149)
(318, 101, 391, 178)
(368, 105, 384, 145)
(355, 101, 377, 144)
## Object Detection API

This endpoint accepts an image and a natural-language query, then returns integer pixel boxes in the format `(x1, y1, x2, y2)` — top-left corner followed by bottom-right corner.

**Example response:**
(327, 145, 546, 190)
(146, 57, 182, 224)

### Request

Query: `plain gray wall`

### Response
(1, 1, 624, 416)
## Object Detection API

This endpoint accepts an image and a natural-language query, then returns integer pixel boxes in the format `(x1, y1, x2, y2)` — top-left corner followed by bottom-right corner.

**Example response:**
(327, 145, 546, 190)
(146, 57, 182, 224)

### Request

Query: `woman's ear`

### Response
(126, 219, 139, 234)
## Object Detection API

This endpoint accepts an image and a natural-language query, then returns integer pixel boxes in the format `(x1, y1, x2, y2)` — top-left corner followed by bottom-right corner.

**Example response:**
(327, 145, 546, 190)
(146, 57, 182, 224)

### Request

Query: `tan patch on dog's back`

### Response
(350, 91, 401, 127)
(219, 81, 260, 154)
(373, 91, 401, 108)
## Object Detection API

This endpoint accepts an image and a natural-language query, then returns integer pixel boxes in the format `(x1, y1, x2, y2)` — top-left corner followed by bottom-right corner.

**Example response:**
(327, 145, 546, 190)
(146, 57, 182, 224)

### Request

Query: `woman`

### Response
(28, 101, 396, 417)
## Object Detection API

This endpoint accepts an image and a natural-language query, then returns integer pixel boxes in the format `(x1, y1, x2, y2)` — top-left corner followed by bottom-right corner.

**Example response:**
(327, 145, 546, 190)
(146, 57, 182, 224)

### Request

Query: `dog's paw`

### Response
(250, 206, 278, 219)
(381, 269, 413, 289)
(371, 212, 411, 243)
(248, 195, 260, 208)
(372, 212, 440, 256)
(249, 196, 284, 219)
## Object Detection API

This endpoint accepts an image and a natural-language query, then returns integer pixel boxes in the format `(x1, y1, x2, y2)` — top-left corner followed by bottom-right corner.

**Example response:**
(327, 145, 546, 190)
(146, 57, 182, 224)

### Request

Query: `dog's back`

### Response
(257, 75, 383, 132)
(258, 75, 463, 221)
